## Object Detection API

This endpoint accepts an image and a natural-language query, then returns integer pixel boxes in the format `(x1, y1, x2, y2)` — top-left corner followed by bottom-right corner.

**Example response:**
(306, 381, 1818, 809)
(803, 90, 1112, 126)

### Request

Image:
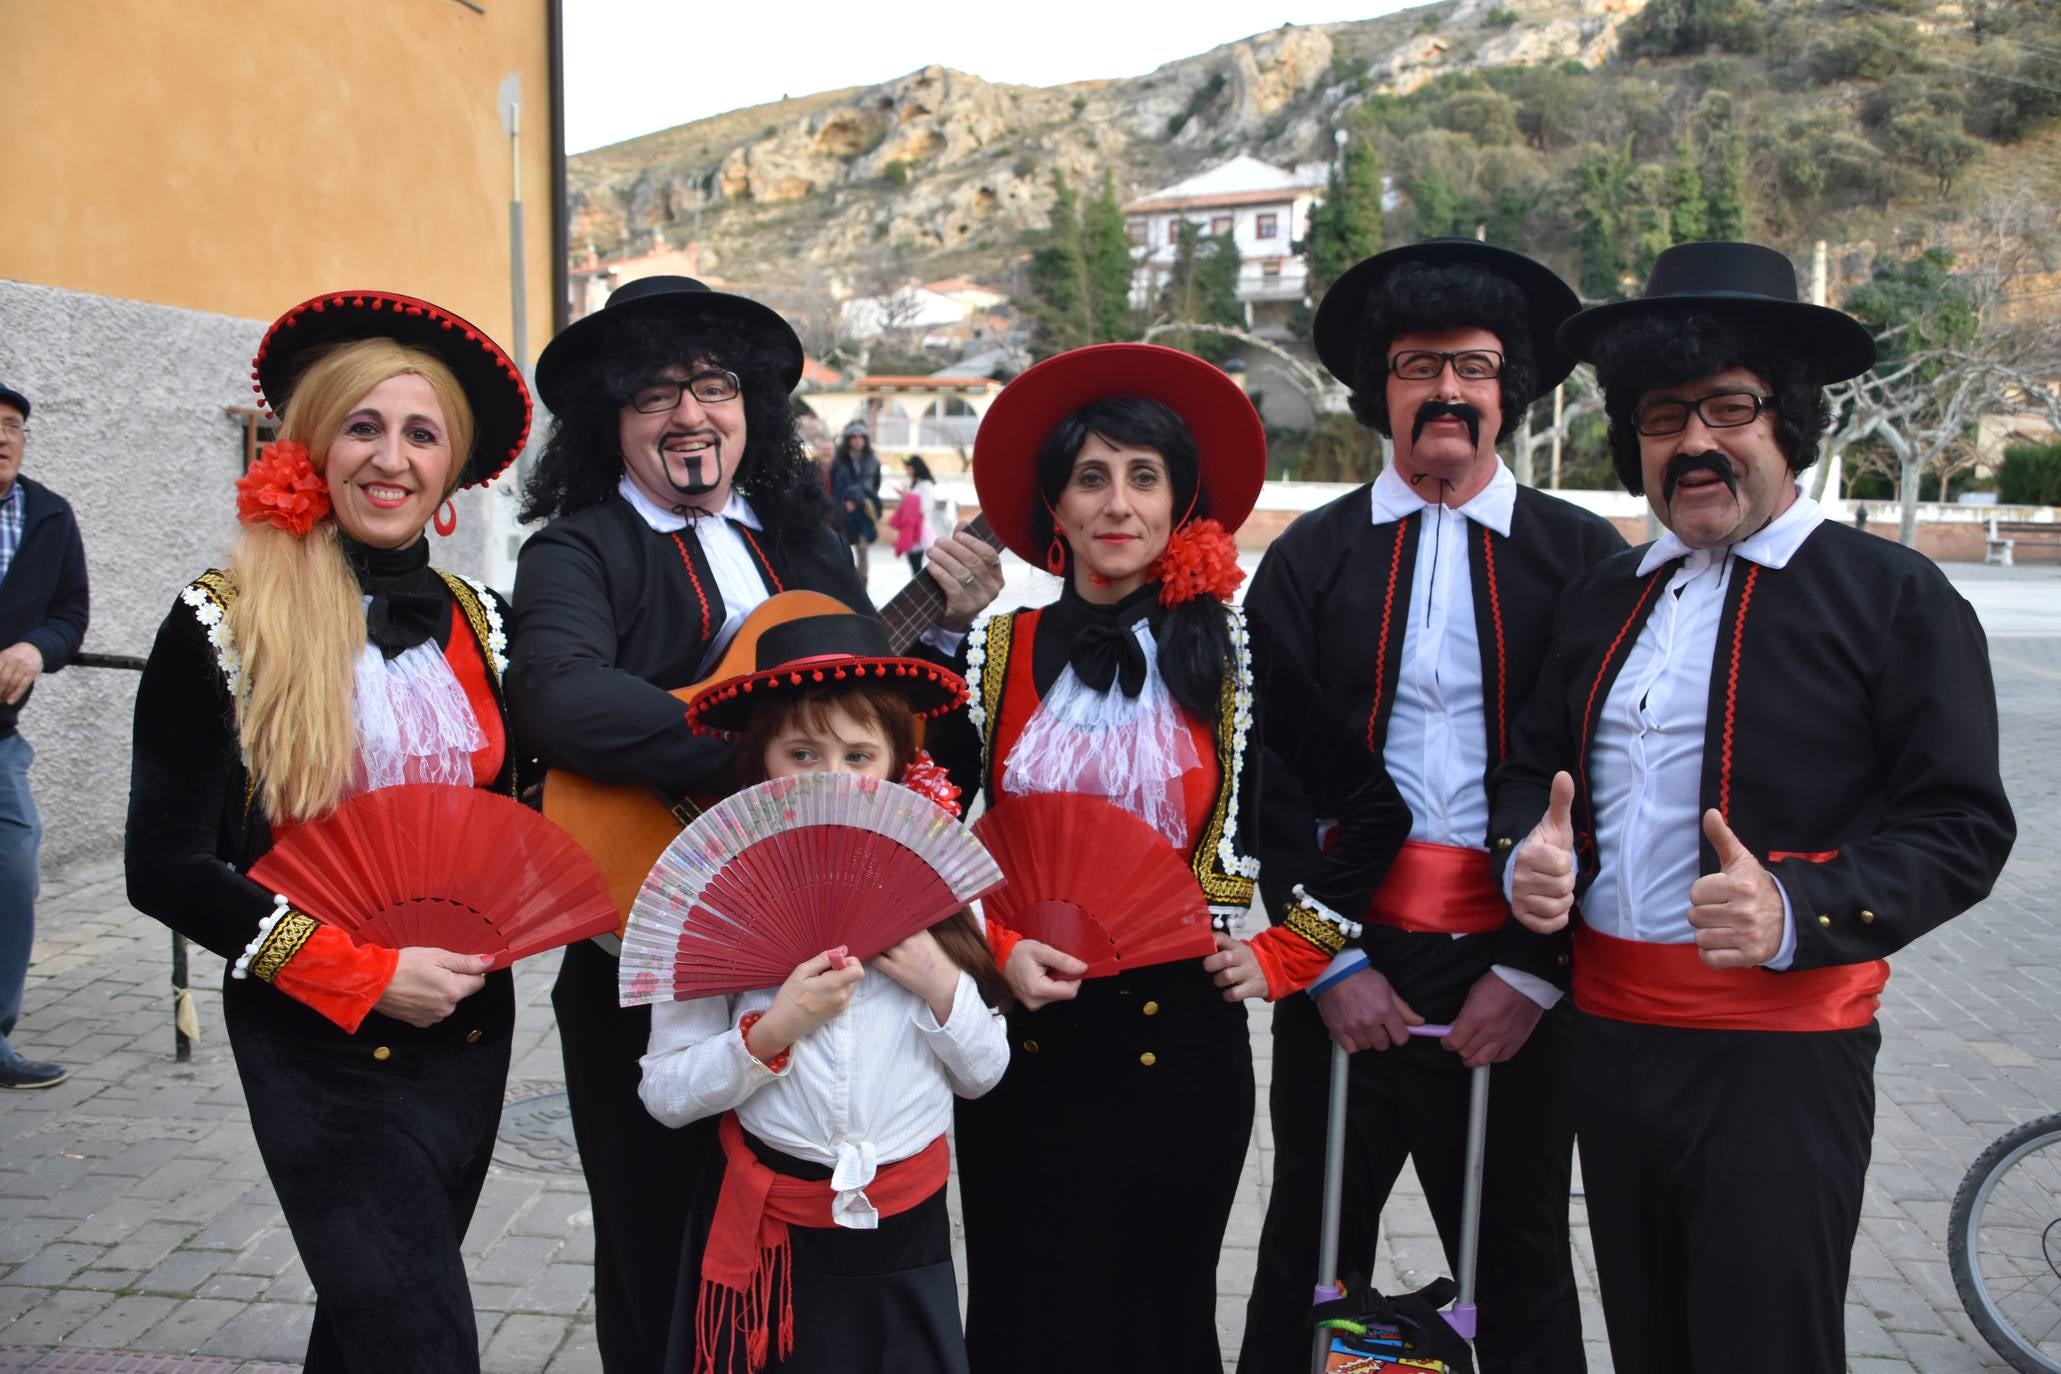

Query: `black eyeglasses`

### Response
(1388, 349, 1504, 382)
(1632, 392, 1775, 436)
(627, 369, 742, 414)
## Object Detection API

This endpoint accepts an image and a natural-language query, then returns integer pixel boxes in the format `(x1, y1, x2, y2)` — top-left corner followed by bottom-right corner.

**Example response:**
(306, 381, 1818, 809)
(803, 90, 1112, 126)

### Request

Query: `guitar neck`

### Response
(879, 514, 1003, 655)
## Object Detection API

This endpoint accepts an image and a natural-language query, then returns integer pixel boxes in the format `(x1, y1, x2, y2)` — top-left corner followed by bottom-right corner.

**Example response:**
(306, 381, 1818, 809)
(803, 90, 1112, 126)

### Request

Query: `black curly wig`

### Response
(1586, 309, 1831, 496)
(1347, 262, 1541, 442)
(1032, 396, 1231, 723)
(519, 312, 828, 543)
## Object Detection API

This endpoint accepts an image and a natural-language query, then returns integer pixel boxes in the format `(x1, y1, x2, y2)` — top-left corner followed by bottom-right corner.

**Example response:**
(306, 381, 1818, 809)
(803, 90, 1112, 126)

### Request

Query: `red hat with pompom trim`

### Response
(685, 605, 967, 737)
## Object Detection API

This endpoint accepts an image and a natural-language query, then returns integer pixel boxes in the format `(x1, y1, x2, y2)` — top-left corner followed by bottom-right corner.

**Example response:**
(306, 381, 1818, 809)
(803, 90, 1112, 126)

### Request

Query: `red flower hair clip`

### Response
(235, 440, 330, 537)
(901, 749, 962, 818)
(1151, 518, 1244, 607)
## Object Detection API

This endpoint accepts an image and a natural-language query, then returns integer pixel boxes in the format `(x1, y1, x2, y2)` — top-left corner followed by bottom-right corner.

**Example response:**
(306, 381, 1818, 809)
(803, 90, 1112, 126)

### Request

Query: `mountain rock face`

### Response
(567, 0, 1651, 290)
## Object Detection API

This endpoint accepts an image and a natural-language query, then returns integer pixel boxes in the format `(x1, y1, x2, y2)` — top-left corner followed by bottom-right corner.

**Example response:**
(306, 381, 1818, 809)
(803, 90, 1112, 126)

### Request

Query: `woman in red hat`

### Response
(124, 291, 532, 1372)
(639, 609, 1009, 1373)
(923, 343, 1410, 1373)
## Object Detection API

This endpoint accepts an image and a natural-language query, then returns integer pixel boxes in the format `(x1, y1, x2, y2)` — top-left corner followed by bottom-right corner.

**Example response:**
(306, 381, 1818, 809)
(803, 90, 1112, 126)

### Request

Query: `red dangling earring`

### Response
(1045, 532, 1066, 576)
(433, 499, 458, 537)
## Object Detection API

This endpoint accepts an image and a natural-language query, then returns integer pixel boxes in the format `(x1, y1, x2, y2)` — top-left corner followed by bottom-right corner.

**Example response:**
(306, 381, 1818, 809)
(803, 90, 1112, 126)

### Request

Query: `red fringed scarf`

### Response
(698, 1112, 950, 1373)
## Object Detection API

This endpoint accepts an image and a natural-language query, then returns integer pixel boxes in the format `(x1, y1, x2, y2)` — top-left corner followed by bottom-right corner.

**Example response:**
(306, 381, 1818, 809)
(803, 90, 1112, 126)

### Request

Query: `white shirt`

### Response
(1582, 490, 1820, 969)
(1317, 461, 1556, 1008)
(617, 476, 770, 675)
(639, 967, 1008, 1227)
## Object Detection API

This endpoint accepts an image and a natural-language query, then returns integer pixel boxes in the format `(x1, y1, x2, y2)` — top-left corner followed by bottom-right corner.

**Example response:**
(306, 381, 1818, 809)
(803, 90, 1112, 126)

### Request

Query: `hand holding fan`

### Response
(247, 784, 620, 970)
(619, 772, 1004, 1005)
(972, 792, 1214, 978)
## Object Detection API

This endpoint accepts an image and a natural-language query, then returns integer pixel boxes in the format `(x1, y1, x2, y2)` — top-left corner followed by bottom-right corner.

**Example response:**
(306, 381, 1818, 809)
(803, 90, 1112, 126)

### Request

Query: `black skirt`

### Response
(226, 970, 515, 1374)
(667, 1127, 968, 1374)
(957, 959, 1254, 1374)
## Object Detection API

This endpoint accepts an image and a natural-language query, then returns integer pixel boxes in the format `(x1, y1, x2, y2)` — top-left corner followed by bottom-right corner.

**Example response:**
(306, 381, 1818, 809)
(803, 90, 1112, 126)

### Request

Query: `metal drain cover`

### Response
(497, 1080, 582, 1174)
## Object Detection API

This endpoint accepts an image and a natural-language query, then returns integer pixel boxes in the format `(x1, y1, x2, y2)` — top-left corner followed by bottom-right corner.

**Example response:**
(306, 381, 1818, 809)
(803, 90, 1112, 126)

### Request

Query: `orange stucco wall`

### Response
(9, 0, 556, 362)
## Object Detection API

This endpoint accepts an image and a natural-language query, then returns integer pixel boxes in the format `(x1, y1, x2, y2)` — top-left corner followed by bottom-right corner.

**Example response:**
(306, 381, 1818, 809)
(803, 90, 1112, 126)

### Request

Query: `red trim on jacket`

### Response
(738, 525, 785, 593)
(668, 531, 714, 641)
(1364, 517, 1411, 753)
(1575, 567, 1669, 859)
(1718, 563, 1760, 820)
(1481, 525, 1509, 761)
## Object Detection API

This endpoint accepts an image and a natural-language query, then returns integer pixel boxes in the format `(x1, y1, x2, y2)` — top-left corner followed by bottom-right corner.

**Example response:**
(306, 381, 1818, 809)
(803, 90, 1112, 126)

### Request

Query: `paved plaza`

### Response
(2, 560, 2058, 1372)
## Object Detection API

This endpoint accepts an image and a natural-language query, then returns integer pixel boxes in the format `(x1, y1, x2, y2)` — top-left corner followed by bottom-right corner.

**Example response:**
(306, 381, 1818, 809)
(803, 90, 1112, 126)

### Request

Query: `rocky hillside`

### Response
(567, 0, 1653, 292)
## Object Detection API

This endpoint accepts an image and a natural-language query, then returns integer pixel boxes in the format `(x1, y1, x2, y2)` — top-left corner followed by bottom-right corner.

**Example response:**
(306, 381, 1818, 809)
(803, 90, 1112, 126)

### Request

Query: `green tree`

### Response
(1082, 171, 1137, 341)
(1407, 164, 1466, 238)
(1574, 143, 1631, 299)
(1666, 134, 1708, 240)
(1704, 127, 1750, 239)
(1301, 136, 1385, 301)
(1159, 219, 1244, 363)
(1022, 170, 1093, 356)
(1844, 248, 1978, 374)
(1626, 164, 1673, 278)
(1435, 88, 1523, 147)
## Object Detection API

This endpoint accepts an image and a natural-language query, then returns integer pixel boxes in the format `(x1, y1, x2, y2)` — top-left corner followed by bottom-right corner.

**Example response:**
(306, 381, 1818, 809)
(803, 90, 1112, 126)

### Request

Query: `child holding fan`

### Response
(632, 606, 1008, 1374)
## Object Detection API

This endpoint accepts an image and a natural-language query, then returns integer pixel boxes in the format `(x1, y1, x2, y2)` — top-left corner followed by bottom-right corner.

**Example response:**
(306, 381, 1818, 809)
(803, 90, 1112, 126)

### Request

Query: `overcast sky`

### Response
(563, 2, 1418, 153)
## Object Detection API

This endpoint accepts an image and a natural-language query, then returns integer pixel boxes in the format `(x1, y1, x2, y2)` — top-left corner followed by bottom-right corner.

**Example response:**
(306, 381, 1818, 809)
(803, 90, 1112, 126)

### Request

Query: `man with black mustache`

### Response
(508, 277, 1002, 1371)
(1494, 242, 2014, 1372)
(1239, 239, 1622, 1374)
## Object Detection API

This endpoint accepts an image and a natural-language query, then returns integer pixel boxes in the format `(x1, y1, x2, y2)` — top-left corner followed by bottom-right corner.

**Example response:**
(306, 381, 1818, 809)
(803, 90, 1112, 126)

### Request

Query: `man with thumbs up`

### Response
(1494, 243, 2016, 1374)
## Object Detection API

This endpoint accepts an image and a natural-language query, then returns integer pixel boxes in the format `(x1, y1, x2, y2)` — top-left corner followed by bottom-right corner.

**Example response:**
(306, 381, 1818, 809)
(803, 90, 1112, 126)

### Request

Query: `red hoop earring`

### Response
(1045, 533, 1066, 576)
(433, 500, 458, 537)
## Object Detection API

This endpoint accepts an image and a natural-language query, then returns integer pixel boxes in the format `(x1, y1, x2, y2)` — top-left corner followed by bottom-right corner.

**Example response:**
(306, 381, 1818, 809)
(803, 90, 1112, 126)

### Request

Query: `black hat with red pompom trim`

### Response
(250, 291, 533, 488)
(685, 612, 969, 737)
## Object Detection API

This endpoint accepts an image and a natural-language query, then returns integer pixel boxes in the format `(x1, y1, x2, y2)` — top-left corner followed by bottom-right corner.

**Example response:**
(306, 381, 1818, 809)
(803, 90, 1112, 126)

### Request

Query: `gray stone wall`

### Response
(0, 280, 493, 871)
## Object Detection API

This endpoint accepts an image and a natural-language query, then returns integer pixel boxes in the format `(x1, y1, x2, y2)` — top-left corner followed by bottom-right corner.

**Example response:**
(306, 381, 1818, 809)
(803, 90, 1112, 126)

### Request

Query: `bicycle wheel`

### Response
(1950, 1112, 2061, 1374)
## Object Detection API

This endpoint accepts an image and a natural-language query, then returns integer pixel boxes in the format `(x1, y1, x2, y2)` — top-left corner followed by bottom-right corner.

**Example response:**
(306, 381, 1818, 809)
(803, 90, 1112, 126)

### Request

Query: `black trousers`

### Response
(1570, 1012, 1880, 1374)
(669, 1130, 966, 1374)
(228, 972, 513, 1374)
(958, 960, 1254, 1374)
(555, 938, 717, 1373)
(1239, 993, 1584, 1374)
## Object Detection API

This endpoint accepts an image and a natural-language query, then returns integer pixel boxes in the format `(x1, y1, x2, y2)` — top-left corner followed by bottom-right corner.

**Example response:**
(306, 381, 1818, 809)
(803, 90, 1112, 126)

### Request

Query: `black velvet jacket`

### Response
(1246, 483, 1625, 1011)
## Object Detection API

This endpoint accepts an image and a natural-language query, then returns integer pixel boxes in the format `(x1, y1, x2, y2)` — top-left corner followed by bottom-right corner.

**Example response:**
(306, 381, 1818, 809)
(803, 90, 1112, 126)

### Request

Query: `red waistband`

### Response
(698, 1114, 948, 1372)
(1573, 925, 1886, 1032)
(1364, 841, 1507, 935)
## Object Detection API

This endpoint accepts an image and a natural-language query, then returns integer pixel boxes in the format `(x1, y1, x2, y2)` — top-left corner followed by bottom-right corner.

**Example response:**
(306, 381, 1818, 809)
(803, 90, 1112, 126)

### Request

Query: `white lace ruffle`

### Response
(346, 612, 488, 798)
(1002, 620, 1199, 847)
(231, 894, 290, 981)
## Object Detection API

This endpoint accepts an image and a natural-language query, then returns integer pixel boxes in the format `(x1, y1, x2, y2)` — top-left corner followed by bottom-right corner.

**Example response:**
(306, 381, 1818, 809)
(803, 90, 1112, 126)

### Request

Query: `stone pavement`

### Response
(1, 562, 2057, 1373)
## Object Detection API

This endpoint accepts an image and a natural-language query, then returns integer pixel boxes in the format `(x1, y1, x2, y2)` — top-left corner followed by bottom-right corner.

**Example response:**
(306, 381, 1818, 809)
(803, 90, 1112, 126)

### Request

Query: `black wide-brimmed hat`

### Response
(0, 384, 28, 420)
(686, 609, 968, 737)
(971, 343, 1265, 565)
(252, 291, 533, 488)
(1558, 241, 1877, 384)
(534, 275, 805, 413)
(1313, 237, 1581, 401)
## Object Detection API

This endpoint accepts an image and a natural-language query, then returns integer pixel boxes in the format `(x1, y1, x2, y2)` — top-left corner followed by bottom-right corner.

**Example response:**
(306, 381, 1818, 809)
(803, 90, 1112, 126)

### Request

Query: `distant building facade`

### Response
(1124, 156, 1328, 337)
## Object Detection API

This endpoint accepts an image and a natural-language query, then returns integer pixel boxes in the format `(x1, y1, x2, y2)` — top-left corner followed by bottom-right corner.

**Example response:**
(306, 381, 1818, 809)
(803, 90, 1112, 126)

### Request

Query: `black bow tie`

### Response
(1068, 621, 1149, 698)
(343, 537, 448, 660)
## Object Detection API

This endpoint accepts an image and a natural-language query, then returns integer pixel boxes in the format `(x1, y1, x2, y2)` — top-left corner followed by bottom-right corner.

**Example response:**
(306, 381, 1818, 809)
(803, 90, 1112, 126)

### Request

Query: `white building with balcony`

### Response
(1124, 156, 1329, 337)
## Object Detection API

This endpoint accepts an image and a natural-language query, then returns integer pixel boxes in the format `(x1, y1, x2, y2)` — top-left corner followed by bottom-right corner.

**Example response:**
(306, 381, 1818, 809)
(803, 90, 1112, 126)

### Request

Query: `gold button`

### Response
(1022, 1040, 1039, 1054)
(1556, 954, 1570, 966)
(465, 1030, 483, 1043)
(1142, 1001, 1160, 1017)
(1139, 1051, 1157, 1067)
(1818, 914, 1832, 928)
(1860, 910, 1876, 924)
(371, 1046, 392, 1062)
(1495, 837, 1514, 851)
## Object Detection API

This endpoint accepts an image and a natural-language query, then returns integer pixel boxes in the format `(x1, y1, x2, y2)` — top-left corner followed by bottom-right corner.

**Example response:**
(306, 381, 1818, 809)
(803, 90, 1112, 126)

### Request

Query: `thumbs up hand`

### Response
(1509, 771, 1578, 933)
(1688, 810, 1785, 970)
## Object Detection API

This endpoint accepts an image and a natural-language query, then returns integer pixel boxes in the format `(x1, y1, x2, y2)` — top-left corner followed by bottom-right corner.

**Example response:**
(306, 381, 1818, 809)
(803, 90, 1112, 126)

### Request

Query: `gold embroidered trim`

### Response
(1284, 904, 1349, 957)
(436, 572, 500, 687)
(249, 911, 319, 984)
(1190, 614, 1254, 911)
(978, 612, 1015, 783)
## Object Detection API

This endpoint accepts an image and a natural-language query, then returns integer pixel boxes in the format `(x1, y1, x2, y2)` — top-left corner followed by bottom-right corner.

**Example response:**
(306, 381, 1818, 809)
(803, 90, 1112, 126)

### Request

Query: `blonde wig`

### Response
(226, 340, 475, 823)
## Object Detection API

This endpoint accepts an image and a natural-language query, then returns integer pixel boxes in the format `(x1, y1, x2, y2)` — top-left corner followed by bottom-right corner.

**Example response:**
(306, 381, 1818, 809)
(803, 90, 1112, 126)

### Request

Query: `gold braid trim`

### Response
(978, 612, 1015, 784)
(1189, 625, 1253, 912)
(1283, 903, 1350, 958)
(436, 571, 501, 687)
(249, 911, 319, 984)
(182, 572, 260, 817)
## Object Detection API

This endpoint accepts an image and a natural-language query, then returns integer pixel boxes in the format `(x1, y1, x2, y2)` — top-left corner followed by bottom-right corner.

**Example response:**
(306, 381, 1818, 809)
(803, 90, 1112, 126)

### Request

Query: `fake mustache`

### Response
(1410, 401, 1483, 449)
(1661, 451, 1740, 506)
(659, 430, 722, 495)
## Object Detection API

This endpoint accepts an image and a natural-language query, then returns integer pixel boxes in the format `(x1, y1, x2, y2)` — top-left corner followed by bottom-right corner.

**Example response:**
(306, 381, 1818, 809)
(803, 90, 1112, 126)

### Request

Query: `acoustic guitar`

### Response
(542, 514, 1001, 929)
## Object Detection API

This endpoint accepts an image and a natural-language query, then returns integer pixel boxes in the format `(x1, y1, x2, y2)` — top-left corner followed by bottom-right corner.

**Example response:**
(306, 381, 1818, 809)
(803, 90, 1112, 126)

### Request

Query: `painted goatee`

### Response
(662, 431, 721, 496)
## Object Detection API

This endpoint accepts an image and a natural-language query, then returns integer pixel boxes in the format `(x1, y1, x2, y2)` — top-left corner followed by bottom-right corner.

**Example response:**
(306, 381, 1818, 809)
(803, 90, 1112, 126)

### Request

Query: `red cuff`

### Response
(985, 916, 1022, 972)
(1246, 927, 1333, 1002)
(270, 925, 399, 1034)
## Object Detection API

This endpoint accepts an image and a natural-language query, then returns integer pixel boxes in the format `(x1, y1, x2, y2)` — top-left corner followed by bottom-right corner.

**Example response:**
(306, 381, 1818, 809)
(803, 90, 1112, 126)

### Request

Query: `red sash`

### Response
(697, 1112, 949, 1373)
(1364, 841, 1507, 935)
(1573, 925, 1886, 1032)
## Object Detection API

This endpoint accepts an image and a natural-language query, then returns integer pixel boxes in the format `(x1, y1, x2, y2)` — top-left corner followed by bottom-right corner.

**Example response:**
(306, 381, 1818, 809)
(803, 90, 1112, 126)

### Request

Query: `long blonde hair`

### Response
(227, 340, 475, 823)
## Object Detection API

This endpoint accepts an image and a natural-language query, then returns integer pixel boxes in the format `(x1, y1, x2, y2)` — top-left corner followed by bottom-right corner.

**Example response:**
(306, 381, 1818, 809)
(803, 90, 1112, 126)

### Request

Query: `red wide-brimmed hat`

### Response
(970, 343, 1265, 565)
(685, 604, 968, 737)
(251, 291, 534, 488)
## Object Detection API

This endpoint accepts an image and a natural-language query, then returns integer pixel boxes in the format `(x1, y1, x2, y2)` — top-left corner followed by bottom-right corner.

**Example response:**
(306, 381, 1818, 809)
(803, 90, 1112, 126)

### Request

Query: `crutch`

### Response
(1309, 1023, 1488, 1373)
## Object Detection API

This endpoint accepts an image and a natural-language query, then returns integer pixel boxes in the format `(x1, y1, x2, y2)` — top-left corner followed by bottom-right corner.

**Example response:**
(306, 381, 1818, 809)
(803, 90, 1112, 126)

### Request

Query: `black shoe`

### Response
(0, 1050, 67, 1089)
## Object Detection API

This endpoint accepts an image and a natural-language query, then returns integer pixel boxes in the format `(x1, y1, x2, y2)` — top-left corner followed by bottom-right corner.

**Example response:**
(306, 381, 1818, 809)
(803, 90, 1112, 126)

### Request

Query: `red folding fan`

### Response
(971, 792, 1215, 978)
(618, 772, 1005, 1004)
(247, 784, 619, 971)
